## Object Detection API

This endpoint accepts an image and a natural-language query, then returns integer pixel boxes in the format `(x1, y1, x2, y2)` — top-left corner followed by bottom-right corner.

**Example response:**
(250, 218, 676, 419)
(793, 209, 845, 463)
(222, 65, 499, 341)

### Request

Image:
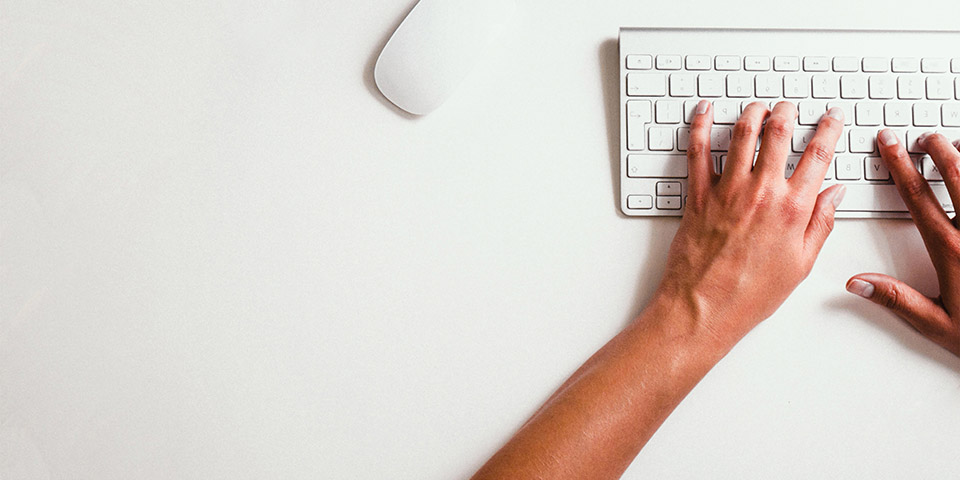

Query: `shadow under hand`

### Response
(598, 38, 624, 216)
(597, 40, 684, 325)
(363, 0, 421, 120)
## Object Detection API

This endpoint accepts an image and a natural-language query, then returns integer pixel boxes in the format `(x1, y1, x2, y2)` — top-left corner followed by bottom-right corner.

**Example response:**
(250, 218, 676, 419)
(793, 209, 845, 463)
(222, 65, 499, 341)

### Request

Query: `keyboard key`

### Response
(783, 74, 810, 98)
(657, 181, 682, 196)
(626, 54, 653, 70)
(892, 57, 920, 73)
(927, 76, 952, 100)
(833, 56, 859, 72)
(710, 126, 732, 151)
(869, 76, 895, 99)
(913, 103, 939, 127)
(657, 196, 682, 210)
(627, 73, 667, 97)
(939, 129, 960, 143)
(798, 101, 827, 125)
(850, 129, 878, 153)
(953, 58, 960, 74)
(862, 57, 890, 73)
(685, 55, 711, 70)
(804, 56, 830, 72)
(792, 128, 816, 152)
(669, 73, 697, 97)
(715, 55, 741, 71)
(840, 75, 867, 99)
(713, 101, 739, 124)
(836, 184, 950, 213)
(754, 73, 782, 98)
(655, 100, 682, 124)
(648, 126, 675, 150)
(678, 127, 691, 151)
(783, 155, 800, 178)
(774, 56, 800, 72)
(864, 156, 890, 180)
(897, 75, 924, 100)
(834, 133, 847, 153)
(812, 74, 839, 98)
(626, 194, 653, 209)
(884, 102, 911, 126)
(827, 101, 854, 125)
(835, 155, 862, 180)
(683, 100, 699, 124)
(626, 100, 652, 150)
(698, 73, 724, 97)
(921, 155, 942, 180)
(745, 56, 771, 71)
(656, 55, 682, 70)
(726, 73, 753, 98)
(855, 102, 883, 126)
(943, 103, 960, 127)
(626, 154, 687, 178)
(921, 58, 949, 73)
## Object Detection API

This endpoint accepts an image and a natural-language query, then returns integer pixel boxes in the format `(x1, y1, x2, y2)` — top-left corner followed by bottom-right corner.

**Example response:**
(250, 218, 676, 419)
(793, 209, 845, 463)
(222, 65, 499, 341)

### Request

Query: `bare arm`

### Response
(471, 101, 847, 480)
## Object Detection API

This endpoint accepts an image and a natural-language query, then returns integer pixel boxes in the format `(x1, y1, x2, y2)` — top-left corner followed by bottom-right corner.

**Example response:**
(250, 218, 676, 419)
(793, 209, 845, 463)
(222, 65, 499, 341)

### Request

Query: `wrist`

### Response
(631, 290, 741, 366)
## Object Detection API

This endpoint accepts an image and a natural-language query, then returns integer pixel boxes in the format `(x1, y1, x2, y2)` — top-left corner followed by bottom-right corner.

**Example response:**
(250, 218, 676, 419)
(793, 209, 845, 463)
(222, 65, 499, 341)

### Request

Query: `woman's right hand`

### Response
(846, 130, 960, 357)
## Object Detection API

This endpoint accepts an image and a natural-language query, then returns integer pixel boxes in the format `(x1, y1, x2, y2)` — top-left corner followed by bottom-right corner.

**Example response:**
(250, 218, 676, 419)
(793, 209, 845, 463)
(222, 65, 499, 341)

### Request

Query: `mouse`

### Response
(374, 0, 516, 116)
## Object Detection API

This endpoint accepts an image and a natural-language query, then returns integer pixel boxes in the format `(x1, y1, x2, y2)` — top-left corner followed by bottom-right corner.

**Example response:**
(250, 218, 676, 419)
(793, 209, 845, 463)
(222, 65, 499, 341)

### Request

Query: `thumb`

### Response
(846, 273, 953, 338)
(803, 184, 846, 258)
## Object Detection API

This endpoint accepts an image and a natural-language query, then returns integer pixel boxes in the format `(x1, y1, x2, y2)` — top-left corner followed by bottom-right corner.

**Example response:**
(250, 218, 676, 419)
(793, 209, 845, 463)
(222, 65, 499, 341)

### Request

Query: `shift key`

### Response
(627, 154, 688, 178)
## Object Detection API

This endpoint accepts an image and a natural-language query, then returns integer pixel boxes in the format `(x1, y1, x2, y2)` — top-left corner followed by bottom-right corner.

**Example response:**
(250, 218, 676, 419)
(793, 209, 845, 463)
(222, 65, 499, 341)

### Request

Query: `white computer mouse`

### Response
(374, 0, 516, 116)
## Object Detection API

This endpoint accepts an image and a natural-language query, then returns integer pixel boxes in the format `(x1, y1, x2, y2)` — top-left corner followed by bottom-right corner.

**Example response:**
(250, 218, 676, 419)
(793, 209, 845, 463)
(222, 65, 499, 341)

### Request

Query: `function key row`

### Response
(626, 55, 960, 73)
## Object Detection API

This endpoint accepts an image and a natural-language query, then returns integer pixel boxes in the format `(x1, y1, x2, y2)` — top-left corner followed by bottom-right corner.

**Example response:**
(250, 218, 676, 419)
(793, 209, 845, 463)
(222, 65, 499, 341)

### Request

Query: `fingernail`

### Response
(953, 139, 960, 150)
(846, 279, 875, 298)
(832, 185, 847, 208)
(878, 129, 899, 146)
(826, 107, 844, 122)
(696, 100, 709, 115)
(917, 132, 932, 146)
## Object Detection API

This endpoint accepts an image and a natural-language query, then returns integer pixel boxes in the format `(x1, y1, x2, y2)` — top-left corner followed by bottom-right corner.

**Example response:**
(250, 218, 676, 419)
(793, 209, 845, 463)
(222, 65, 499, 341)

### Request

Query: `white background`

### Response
(3, 1, 960, 478)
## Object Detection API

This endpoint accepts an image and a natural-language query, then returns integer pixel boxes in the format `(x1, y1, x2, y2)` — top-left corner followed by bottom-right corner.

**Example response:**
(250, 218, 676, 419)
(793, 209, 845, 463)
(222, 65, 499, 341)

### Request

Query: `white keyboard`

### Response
(619, 27, 960, 218)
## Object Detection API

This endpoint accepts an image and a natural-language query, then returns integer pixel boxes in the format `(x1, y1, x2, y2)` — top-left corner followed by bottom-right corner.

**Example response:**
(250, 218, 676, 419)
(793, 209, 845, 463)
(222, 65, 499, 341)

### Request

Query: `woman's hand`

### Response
(846, 130, 960, 357)
(653, 100, 846, 349)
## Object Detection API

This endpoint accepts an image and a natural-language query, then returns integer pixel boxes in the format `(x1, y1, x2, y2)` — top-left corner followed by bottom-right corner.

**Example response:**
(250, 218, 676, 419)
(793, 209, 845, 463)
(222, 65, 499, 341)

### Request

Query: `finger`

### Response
(846, 273, 957, 354)
(877, 129, 954, 240)
(802, 184, 846, 261)
(686, 100, 716, 203)
(790, 107, 844, 198)
(721, 102, 768, 179)
(753, 101, 799, 181)
(919, 132, 960, 211)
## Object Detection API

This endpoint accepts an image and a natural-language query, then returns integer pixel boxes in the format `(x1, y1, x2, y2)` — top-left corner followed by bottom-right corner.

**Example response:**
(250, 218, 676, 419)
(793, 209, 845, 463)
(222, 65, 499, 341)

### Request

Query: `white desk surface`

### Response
(3, 1, 960, 478)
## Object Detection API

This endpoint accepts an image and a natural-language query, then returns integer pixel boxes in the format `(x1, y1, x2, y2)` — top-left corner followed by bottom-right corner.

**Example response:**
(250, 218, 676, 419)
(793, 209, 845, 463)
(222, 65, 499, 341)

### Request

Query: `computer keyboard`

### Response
(619, 27, 960, 218)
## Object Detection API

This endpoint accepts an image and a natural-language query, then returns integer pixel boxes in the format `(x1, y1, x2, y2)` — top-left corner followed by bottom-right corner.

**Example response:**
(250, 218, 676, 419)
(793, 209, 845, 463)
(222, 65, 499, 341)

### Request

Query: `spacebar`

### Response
(837, 184, 955, 213)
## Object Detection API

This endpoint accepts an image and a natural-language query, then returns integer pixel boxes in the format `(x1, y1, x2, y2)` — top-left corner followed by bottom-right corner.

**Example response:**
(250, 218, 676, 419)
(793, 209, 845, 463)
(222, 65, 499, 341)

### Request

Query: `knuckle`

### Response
(805, 141, 835, 165)
(899, 177, 928, 199)
(733, 121, 760, 142)
(938, 161, 960, 182)
(687, 143, 708, 159)
(764, 118, 793, 141)
(880, 283, 904, 311)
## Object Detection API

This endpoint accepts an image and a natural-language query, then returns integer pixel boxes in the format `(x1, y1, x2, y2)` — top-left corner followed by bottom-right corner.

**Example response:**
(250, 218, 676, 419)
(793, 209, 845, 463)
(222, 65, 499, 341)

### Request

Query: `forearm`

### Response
(471, 294, 734, 480)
